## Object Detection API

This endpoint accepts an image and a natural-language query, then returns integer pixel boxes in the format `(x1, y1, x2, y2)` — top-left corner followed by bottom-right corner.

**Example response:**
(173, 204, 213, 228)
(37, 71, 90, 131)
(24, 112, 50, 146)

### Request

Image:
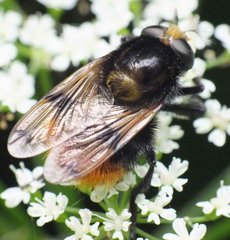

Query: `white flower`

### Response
(114, 171, 136, 192)
(37, 0, 78, 10)
(0, 43, 17, 67)
(65, 209, 100, 240)
(193, 99, 230, 147)
(90, 171, 136, 202)
(136, 193, 176, 225)
(51, 23, 111, 71)
(198, 79, 216, 99)
(20, 14, 57, 50)
(90, 185, 109, 203)
(103, 208, 131, 240)
(181, 18, 214, 50)
(197, 181, 230, 218)
(143, 0, 198, 23)
(135, 163, 149, 178)
(163, 218, 207, 240)
(0, 61, 36, 113)
(214, 24, 230, 51)
(195, 21, 214, 49)
(91, 0, 133, 36)
(0, 10, 22, 43)
(27, 191, 68, 226)
(156, 112, 184, 154)
(1, 162, 44, 208)
(151, 157, 188, 193)
(180, 58, 216, 99)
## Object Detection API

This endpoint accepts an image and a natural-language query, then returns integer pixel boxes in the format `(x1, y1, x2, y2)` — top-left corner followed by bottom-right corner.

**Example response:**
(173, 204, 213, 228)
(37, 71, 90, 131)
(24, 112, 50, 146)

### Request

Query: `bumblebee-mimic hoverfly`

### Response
(7, 24, 205, 240)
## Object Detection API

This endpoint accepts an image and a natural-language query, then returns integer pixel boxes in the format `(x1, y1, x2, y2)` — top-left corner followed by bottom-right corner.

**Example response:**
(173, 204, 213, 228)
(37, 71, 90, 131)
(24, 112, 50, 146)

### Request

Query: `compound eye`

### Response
(141, 25, 165, 39)
(171, 39, 194, 70)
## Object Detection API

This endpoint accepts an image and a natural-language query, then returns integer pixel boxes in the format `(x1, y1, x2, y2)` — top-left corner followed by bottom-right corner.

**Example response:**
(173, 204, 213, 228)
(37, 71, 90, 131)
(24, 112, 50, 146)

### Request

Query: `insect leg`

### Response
(162, 101, 206, 118)
(129, 147, 156, 240)
(163, 78, 206, 118)
(180, 78, 204, 95)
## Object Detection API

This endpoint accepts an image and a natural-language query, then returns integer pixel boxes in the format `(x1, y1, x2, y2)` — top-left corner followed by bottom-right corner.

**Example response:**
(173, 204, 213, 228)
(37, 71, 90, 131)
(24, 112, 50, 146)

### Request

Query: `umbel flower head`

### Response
(163, 218, 207, 240)
(136, 192, 176, 225)
(151, 157, 189, 194)
(27, 191, 68, 226)
(197, 181, 230, 218)
(193, 99, 230, 147)
(103, 208, 131, 240)
(1, 162, 44, 208)
(65, 209, 100, 240)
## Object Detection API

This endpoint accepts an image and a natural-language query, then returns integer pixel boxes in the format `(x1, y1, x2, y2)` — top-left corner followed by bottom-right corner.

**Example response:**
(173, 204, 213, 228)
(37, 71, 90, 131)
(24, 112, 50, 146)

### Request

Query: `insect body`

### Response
(7, 24, 204, 239)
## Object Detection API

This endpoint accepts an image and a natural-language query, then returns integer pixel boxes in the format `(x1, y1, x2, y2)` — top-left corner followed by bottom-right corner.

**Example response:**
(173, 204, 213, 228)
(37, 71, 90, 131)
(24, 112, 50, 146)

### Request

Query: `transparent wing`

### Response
(8, 58, 114, 158)
(44, 104, 162, 184)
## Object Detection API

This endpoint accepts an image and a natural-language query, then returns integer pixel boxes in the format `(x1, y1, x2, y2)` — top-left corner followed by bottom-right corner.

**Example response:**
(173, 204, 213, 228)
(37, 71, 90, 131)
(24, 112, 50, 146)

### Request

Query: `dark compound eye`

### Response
(141, 25, 194, 71)
(171, 38, 194, 71)
(141, 25, 165, 39)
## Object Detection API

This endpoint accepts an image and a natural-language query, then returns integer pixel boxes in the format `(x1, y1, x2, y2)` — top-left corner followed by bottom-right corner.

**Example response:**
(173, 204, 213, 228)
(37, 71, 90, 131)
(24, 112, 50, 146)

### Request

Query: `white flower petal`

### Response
(172, 178, 188, 192)
(37, 215, 53, 227)
(172, 219, 189, 238)
(37, 0, 78, 10)
(196, 201, 214, 214)
(193, 118, 213, 134)
(1, 187, 26, 208)
(0, 43, 17, 67)
(64, 234, 76, 240)
(112, 230, 124, 240)
(148, 212, 160, 225)
(163, 233, 181, 240)
(135, 164, 149, 178)
(90, 185, 108, 202)
(90, 222, 100, 236)
(190, 223, 207, 239)
(160, 208, 177, 221)
(27, 203, 46, 217)
(51, 54, 70, 72)
(208, 129, 226, 147)
(66, 216, 82, 232)
(80, 209, 92, 227)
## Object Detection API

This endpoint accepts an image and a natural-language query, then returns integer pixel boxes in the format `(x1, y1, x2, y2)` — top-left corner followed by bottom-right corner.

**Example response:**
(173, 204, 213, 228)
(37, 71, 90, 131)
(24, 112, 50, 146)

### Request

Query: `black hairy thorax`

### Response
(104, 35, 182, 107)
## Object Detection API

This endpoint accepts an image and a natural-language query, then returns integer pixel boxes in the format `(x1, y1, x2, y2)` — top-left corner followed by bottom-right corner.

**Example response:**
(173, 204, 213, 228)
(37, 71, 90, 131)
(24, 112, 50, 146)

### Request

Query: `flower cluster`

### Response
(1, 158, 229, 239)
(136, 192, 176, 225)
(163, 218, 207, 240)
(156, 112, 184, 154)
(28, 191, 68, 226)
(1, 162, 44, 208)
(193, 99, 230, 147)
(36, 0, 78, 10)
(151, 157, 189, 194)
(197, 181, 230, 218)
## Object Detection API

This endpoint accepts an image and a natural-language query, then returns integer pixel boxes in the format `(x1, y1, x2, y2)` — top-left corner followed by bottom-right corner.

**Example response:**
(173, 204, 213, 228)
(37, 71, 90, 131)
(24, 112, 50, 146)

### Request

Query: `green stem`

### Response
(16, 42, 32, 59)
(35, 68, 54, 98)
(97, 201, 108, 211)
(1, 0, 22, 12)
(188, 214, 220, 223)
(206, 51, 230, 69)
(120, 190, 130, 209)
(48, 8, 64, 21)
(65, 206, 80, 215)
(136, 227, 160, 240)
(96, 226, 108, 240)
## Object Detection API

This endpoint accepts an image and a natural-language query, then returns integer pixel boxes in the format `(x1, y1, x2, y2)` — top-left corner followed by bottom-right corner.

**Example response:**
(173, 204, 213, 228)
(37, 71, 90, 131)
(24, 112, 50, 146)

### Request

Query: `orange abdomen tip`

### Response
(76, 161, 126, 191)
